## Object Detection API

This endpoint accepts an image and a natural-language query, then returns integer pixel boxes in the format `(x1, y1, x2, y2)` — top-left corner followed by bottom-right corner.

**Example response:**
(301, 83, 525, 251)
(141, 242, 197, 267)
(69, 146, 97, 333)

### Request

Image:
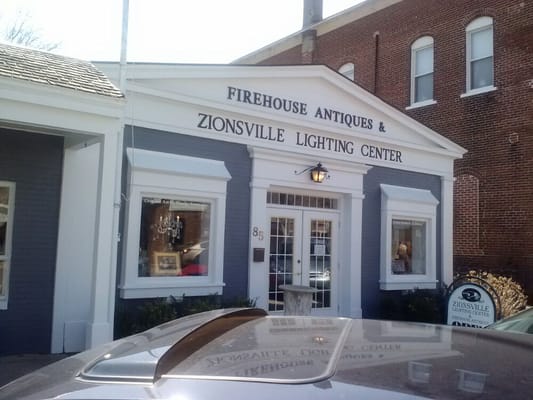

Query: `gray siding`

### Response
(0, 128, 64, 354)
(121, 126, 251, 300)
(361, 166, 442, 318)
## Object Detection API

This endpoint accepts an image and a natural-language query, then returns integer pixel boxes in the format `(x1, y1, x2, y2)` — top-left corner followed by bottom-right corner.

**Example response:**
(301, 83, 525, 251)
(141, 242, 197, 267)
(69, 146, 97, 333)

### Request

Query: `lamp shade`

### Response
(310, 163, 328, 183)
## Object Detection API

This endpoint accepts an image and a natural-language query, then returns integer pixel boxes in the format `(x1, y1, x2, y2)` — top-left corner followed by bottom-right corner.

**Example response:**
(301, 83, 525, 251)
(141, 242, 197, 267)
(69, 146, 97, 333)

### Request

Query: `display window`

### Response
(0, 182, 15, 309)
(120, 148, 229, 299)
(391, 219, 426, 275)
(380, 184, 438, 290)
(138, 197, 210, 278)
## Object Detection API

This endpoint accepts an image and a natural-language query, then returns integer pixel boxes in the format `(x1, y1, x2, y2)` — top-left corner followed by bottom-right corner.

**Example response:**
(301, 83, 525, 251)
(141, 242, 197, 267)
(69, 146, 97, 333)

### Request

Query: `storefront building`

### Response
(0, 43, 123, 354)
(1, 43, 465, 355)
(97, 63, 465, 322)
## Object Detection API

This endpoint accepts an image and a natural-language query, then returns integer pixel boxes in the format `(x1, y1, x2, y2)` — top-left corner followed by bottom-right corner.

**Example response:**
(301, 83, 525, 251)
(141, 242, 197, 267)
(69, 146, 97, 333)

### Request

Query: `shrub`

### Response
(459, 270, 528, 318)
(115, 295, 257, 338)
(379, 286, 447, 324)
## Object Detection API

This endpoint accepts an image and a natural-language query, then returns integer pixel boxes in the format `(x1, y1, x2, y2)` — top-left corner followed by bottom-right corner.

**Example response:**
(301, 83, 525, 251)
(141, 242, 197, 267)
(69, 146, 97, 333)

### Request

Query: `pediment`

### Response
(97, 63, 465, 173)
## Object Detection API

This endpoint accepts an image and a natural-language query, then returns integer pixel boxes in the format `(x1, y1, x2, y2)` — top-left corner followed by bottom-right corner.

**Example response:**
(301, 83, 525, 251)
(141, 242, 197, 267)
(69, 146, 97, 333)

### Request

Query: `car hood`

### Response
(1, 309, 533, 399)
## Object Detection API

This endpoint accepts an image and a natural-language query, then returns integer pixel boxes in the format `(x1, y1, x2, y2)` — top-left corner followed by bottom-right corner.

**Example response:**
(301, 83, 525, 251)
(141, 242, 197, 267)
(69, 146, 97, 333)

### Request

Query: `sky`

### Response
(1, 0, 363, 63)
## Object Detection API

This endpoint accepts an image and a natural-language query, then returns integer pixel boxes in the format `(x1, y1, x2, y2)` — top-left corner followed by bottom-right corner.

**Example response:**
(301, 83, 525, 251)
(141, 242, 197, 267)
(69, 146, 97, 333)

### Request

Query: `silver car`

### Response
(1, 308, 533, 399)
(487, 307, 533, 335)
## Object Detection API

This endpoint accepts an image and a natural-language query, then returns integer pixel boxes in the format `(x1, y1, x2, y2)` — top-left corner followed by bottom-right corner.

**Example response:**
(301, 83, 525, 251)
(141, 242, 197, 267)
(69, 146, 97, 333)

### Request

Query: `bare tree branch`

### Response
(2, 12, 61, 51)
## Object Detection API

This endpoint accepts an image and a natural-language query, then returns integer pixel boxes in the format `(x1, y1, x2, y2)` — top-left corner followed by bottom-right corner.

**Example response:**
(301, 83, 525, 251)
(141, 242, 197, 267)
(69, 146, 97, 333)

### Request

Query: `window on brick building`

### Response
(410, 36, 435, 107)
(466, 17, 494, 93)
(0, 181, 15, 310)
(338, 63, 354, 81)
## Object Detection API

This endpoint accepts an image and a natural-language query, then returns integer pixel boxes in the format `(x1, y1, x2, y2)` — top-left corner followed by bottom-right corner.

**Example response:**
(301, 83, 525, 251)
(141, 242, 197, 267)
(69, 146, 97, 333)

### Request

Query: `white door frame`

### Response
(266, 207, 339, 315)
(248, 146, 369, 318)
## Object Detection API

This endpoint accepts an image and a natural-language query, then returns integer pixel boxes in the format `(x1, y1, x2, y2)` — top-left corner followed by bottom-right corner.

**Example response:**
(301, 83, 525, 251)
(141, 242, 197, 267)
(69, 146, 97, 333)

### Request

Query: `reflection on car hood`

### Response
(2, 308, 533, 400)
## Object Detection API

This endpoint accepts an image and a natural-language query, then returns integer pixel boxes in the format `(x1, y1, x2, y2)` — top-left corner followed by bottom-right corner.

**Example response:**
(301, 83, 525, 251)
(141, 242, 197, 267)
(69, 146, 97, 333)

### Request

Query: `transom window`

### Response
(267, 191, 338, 210)
(466, 17, 494, 92)
(410, 36, 434, 105)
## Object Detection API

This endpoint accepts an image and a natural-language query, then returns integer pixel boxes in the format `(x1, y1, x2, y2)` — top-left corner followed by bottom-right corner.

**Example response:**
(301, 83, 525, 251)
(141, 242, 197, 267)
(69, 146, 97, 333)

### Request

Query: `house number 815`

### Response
(252, 227, 264, 241)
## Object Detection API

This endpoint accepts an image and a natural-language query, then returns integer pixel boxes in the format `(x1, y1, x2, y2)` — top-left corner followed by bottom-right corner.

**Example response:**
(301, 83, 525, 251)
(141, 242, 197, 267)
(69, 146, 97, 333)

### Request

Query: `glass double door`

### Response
(268, 208, 338, 315)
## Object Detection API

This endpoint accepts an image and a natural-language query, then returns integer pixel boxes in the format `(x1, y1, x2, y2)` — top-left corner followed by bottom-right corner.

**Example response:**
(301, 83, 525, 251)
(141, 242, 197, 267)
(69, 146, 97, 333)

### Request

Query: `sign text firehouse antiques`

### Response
(226, 86, 386, 133)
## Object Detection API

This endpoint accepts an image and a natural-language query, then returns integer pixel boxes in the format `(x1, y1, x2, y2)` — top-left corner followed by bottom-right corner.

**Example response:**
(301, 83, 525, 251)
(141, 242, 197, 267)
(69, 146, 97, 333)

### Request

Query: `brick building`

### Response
(236, 0, 533, 299)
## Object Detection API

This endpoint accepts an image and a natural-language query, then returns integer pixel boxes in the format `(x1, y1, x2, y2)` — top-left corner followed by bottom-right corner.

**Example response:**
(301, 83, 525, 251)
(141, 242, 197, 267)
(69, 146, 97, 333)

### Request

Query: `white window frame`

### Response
(120, 148, 231, 299)
(0, 181, 15, 310)
(338, 62, 355, 81)
(463, 16, 496, 96)
(408, 36, 436, 108)
(380, 184, 439, 291)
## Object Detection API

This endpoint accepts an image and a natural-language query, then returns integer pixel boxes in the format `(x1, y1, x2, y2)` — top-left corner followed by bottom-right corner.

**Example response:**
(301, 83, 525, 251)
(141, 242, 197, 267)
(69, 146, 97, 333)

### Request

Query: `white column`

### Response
(52, 143, 100, 353)
(349, 193, 364, 318)
(441, 175, 455, 286)
(248, 180, 269, 311)
(340, 192, 364, 318)
(86, 132, 120, 348)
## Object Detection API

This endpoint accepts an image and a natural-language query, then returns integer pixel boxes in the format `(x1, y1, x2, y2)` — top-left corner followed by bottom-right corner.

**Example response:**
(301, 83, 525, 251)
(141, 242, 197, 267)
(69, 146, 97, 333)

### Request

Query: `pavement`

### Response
(0, 353, 70, 387)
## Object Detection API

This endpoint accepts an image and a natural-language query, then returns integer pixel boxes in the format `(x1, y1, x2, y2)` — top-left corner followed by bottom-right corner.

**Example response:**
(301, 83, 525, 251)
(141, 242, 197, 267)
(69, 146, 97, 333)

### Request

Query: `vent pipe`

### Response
(301, 0, 322, 64)
(302, 0, 323, 28)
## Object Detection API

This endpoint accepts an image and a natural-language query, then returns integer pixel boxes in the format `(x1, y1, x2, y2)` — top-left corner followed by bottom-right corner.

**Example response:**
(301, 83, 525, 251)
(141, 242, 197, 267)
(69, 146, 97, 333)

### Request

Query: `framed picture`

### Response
(152, 251, 181, 276)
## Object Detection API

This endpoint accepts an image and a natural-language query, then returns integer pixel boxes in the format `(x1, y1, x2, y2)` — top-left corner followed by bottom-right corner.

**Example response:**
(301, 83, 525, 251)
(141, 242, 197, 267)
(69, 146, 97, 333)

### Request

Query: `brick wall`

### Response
(454, 174, 482, 256)
(256, 0, 533, 300)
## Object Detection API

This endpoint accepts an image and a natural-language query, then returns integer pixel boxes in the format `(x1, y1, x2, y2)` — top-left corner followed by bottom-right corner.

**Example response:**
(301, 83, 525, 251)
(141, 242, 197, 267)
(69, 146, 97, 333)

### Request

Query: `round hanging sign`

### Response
(447, 283, 496, 328)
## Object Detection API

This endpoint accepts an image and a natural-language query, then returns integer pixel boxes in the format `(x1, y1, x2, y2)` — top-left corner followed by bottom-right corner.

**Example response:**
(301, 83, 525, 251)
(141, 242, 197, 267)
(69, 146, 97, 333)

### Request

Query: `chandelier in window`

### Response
(152, 214, 184, 243)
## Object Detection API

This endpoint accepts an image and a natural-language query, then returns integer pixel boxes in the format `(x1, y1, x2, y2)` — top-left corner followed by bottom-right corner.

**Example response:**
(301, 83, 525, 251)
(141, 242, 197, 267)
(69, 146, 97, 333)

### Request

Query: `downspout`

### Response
(373, 31, 380, 94)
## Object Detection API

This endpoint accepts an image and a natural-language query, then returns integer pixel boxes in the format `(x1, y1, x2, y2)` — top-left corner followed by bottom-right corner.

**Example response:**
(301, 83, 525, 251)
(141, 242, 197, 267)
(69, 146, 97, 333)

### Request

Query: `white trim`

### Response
(86, 131, 121, 349)
(406, 100, 437, 110)
(94, 63, 466, 163)
(120, 149, 230, 299)
(0, 77, 123, 137)
(247, 146, 368, 317)
(441, 176, 455, 286)
(460, 85, 497, 98)
(0, 181, 15, 310)
(345, 193, 364, 317)
(466, 16, 494, 31)
(52, 144, 101, 352)
(119, 283, 226, 299)
(126, 148, 231, 180)
(379, 184, 439, 291)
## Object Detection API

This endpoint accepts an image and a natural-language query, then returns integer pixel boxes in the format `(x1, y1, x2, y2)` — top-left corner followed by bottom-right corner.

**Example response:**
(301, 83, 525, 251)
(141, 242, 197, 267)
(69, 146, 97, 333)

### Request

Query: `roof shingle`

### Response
(0, 43, 123, 98)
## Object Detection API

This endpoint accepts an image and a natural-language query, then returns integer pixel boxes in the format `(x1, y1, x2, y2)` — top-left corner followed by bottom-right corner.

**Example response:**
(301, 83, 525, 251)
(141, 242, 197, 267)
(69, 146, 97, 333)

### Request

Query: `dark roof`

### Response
(0, 43, 123, 98)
